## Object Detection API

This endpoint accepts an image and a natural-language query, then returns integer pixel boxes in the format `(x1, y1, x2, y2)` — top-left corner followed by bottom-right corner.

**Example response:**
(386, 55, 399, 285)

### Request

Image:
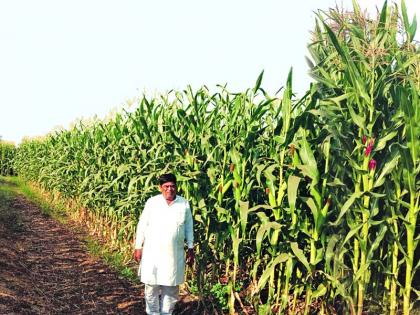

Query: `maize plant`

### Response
(308, 1, 419, 314)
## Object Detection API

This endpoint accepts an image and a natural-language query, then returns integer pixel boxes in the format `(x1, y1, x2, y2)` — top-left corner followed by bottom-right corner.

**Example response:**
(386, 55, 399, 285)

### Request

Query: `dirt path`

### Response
(0, 186, 145, 314)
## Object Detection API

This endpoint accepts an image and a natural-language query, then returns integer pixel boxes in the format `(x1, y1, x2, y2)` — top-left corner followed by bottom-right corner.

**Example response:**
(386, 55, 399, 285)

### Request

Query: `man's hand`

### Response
(134, 249, 142, 263)
(186, 248, 195, 267)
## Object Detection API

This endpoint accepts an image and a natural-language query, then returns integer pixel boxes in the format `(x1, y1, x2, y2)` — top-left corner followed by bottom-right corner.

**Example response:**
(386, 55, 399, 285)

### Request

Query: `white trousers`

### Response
(144, 284, 179, 315)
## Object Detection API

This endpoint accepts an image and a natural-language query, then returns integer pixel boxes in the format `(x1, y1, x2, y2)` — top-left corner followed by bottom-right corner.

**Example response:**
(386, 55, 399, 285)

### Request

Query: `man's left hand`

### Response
(186, 248, 195, 267)
(133, 249, 142, 263)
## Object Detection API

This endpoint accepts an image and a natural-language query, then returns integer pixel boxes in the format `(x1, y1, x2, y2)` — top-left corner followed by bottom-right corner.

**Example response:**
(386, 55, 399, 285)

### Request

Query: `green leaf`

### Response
(127, 176, 140, 193)
(264, 164, 277, 182)
(331, 191, 362, 226)
(327, 178, 346, 187)
(287, 175, 301, 213)
(325, 235, 339, 273)
(239, 200, 249, 236)
(401, 0, 417, 41)
(374, 153, 400, 188)
(306, 197, 319, 227)
(256, 222, 282, 257)
(347, 103, 365, 131)
(378, 0, 388, 31)
(375, 131, 398, 152)
(257, 253, 289, 290)
(326, 93, 351, 107)
(279, 68, 293, 145)
(231, 230, 242, 265)
(312, 283, 327, 298)
(367, 225, 388, 261)
(253, 70, 264, 94)
(341, 222, 363, 247)
(298, 129, 319, 184)
(291, 242, 311, 272)
(409, 15, 417, 40)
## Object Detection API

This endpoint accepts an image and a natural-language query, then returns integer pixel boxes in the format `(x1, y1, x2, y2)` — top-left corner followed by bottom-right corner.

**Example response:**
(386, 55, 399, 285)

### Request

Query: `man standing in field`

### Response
(134, 173, 194, 315)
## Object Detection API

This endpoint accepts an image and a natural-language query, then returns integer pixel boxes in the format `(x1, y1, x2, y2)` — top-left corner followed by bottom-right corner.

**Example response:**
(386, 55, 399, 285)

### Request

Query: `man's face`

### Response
(160, 181, 177, 201)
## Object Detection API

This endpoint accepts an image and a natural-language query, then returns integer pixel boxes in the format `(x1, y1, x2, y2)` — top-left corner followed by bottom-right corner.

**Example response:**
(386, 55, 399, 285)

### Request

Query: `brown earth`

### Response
(0, 184, 206, 315)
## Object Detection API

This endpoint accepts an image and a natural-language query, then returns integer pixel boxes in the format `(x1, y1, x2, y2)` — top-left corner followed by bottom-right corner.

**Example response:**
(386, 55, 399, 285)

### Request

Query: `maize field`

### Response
(0, 141, 16, 176)
(6, 1, 420, 314)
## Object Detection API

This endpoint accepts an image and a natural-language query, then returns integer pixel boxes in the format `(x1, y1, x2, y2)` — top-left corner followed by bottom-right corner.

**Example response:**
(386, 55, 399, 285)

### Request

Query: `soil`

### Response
(0, 184, 205, 315)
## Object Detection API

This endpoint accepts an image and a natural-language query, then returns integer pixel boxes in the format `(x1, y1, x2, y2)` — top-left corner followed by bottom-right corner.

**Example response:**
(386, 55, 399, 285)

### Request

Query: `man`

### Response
(134, 173, 194, 315)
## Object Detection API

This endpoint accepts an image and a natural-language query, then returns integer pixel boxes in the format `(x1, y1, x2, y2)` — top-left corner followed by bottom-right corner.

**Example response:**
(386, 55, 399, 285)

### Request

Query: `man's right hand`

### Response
(134, 249, 142, 262)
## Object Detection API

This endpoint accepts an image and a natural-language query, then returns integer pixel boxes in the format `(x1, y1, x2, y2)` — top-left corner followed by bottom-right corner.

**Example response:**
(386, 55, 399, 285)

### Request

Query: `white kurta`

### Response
(135, 194, 194, 286)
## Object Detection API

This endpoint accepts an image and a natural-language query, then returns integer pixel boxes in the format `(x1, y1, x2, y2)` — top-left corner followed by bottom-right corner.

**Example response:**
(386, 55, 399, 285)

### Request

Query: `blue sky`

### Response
(1, 0, 419, 144)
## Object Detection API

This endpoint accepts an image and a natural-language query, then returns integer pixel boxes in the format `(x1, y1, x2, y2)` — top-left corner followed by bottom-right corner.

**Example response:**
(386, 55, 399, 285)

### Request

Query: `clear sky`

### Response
(1, 0, 419, 144)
